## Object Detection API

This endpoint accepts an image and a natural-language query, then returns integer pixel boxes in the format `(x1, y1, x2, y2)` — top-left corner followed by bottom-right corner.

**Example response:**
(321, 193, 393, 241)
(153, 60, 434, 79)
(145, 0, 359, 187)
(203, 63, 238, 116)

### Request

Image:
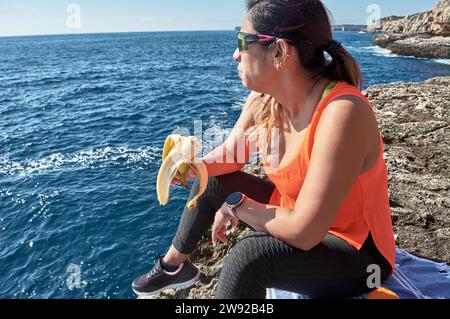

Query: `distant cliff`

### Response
(371, 0, 450, 58)
(370, 0, 450, 36)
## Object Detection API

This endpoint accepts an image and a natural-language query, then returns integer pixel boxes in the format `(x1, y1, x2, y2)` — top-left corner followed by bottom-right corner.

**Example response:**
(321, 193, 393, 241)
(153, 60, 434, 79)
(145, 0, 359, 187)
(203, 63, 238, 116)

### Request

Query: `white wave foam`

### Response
(0, 146, 159, 177)
(363, 46, 398, 58)
(365, 46, 450, 65)
(433, 59, 450, 65)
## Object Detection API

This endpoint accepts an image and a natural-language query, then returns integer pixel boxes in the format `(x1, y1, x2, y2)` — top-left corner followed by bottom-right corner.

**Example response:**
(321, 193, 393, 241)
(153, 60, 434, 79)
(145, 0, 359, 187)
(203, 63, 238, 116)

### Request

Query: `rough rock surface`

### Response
(364, 76, 450, 264)
(143, 77, 449, 299)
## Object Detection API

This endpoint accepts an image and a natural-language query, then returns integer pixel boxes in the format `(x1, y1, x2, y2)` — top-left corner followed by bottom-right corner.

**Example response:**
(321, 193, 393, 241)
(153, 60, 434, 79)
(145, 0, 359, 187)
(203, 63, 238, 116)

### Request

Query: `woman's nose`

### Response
(233, 48, 241, 62)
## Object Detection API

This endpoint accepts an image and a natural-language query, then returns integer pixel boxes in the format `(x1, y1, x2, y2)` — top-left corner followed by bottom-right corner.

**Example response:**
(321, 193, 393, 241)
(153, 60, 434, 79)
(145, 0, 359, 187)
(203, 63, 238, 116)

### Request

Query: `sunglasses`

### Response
(237, 32, 277, 52)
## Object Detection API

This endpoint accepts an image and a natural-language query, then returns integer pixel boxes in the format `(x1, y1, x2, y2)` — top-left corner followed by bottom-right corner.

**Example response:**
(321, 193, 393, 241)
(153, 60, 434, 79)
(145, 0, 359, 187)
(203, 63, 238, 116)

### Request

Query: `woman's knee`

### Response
(204, 172, 240, 193)
(195, 173, 239, 200)
(187, 175, 229, 213)
(192, 171, 272, 212)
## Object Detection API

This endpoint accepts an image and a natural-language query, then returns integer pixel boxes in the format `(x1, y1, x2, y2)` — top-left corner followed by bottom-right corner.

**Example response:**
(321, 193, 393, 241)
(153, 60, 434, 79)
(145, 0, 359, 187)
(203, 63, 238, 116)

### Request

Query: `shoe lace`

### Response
(146, 253, 163, 279)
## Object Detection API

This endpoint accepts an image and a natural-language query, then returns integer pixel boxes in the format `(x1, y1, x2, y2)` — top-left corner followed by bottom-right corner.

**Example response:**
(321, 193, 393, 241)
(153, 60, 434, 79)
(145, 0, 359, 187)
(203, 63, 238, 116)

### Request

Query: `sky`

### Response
(0, 0, 441, 37)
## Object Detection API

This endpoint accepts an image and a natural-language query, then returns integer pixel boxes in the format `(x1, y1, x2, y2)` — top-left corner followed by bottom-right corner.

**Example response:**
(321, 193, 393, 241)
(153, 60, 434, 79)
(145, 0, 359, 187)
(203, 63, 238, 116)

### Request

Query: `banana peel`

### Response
(161, 134, 189, 189)
(157, 134, 208, 210)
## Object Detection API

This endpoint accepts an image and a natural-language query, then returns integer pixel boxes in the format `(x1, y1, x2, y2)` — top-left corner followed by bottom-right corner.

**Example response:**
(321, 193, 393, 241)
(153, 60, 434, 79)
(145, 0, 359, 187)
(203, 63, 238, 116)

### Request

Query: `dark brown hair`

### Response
(247, 0, 362, 87)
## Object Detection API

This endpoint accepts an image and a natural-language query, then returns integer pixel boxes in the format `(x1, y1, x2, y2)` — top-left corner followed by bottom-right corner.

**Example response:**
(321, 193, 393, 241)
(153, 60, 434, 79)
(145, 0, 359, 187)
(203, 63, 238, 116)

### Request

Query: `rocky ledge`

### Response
(365, 77, 449, 264)
(371, 0, 450, 59)
(144, 76, 450, 299)
(373, 34, 450, 59)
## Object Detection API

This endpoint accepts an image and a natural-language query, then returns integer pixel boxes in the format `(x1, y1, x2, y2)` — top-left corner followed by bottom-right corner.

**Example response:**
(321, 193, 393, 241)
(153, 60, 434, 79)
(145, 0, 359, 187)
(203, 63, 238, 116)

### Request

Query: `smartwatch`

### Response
(223, 192, 247, 218)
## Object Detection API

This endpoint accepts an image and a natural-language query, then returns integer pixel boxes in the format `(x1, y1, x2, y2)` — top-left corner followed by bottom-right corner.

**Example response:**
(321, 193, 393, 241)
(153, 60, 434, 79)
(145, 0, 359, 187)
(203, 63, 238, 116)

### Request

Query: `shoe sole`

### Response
(132, 270, 200, 297)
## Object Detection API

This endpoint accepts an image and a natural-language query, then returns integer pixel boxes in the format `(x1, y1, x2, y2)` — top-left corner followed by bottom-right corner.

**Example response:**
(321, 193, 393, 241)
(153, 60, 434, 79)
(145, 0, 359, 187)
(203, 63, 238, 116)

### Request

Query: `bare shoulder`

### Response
(327, 93, 372, 113)
(319, 94, 377, 131)
(314, 94, 380, 171)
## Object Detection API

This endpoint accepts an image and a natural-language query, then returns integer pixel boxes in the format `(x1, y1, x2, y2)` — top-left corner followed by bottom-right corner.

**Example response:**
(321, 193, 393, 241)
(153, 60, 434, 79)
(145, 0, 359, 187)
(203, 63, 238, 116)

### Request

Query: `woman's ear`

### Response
(272, 39, 290, 71)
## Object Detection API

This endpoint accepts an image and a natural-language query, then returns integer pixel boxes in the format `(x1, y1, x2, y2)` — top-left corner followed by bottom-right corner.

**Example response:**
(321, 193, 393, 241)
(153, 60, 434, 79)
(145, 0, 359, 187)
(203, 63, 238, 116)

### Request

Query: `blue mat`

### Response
(266, 249, 450, 299)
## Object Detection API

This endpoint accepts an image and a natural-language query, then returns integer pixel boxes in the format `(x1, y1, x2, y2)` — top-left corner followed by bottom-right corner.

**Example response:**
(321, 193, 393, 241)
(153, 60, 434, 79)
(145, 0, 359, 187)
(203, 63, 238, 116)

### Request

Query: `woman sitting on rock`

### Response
(132, 0, 396, 299)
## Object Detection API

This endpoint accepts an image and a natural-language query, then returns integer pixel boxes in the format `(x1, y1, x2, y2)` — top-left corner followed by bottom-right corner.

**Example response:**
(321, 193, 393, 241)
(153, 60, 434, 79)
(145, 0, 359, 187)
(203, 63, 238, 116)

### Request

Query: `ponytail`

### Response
(323, 40, 362, 88)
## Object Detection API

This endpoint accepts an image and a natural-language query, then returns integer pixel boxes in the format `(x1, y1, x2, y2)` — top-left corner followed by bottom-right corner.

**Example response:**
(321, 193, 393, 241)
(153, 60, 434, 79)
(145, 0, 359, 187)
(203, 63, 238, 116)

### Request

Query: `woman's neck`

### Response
(268, 74, 330, 124)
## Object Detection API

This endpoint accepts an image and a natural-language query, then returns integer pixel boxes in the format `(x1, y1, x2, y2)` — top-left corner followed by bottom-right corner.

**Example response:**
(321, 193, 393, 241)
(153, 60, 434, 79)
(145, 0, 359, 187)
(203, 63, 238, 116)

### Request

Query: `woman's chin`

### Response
(240, 77, 261, 91)
(239, 74, 258, 91)
(240, 77, 252, 90)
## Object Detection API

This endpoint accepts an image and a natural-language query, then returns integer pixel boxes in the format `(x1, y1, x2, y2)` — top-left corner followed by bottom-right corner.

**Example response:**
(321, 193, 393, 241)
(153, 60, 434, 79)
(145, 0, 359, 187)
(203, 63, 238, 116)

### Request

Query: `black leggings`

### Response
(172, 171, 392, 299)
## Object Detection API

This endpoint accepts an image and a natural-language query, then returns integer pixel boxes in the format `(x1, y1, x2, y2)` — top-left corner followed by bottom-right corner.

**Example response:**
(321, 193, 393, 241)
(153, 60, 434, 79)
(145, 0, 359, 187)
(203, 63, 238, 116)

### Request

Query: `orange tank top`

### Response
(262, 81, 396, 271)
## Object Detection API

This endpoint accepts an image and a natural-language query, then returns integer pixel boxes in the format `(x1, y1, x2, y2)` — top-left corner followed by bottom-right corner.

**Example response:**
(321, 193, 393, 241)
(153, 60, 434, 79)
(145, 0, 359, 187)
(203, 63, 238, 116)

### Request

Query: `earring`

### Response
(276, 60, 286, 71)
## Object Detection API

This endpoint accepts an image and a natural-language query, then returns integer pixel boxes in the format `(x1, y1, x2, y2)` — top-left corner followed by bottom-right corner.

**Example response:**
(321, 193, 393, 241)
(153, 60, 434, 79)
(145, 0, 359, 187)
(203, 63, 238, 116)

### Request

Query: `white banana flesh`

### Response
(156, 134, 208, 211)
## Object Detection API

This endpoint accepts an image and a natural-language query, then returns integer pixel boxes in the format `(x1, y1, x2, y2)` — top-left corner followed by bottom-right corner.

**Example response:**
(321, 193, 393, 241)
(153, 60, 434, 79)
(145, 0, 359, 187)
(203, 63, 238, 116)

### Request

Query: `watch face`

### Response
(226, 192, 242, 206)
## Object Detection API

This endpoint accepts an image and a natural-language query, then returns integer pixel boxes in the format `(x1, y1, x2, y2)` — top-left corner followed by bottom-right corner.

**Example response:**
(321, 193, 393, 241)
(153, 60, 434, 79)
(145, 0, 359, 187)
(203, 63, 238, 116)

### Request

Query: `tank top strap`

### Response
(321, 80, 337, 101)
(310, 81, 368, 127)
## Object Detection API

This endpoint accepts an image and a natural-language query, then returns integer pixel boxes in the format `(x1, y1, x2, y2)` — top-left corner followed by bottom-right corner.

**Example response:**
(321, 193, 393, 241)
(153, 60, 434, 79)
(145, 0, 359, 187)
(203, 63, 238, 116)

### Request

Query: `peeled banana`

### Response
(156, 134, 208, 210)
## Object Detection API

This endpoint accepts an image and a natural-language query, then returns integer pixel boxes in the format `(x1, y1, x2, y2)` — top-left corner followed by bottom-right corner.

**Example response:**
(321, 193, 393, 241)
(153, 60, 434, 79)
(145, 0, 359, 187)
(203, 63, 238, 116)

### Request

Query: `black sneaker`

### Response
(132, 256, 200, 296)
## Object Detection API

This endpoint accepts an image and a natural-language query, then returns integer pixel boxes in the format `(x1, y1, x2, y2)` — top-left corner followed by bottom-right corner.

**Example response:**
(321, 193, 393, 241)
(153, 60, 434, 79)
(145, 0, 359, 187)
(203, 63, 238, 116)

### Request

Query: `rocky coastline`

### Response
(144, 76, 450, 299)
(371, 0, 450, 59)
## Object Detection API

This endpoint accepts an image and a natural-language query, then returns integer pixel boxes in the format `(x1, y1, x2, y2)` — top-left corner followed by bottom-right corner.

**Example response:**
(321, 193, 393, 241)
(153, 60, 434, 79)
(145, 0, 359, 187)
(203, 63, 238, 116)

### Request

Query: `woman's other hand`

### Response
(171, 165, 198, 188)
(211, 205, 239, 247)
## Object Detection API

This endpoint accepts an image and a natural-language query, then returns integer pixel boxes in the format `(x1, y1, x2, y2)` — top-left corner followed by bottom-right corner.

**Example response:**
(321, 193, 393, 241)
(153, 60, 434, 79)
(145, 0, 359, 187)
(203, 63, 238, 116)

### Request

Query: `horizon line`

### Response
(0, 24, 369, 39)
(0, 29, 234, 39)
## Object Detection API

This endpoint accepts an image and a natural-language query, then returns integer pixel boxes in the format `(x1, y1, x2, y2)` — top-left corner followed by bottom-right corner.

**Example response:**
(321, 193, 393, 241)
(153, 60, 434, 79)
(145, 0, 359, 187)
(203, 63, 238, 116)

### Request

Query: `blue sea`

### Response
(0, 31, 449, 299)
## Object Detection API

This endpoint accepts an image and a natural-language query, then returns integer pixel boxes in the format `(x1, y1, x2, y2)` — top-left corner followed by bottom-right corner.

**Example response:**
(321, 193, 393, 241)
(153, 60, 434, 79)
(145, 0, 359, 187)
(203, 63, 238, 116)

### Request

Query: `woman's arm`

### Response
(232, 97, 375, 250)
(201, 91, 261, 177)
